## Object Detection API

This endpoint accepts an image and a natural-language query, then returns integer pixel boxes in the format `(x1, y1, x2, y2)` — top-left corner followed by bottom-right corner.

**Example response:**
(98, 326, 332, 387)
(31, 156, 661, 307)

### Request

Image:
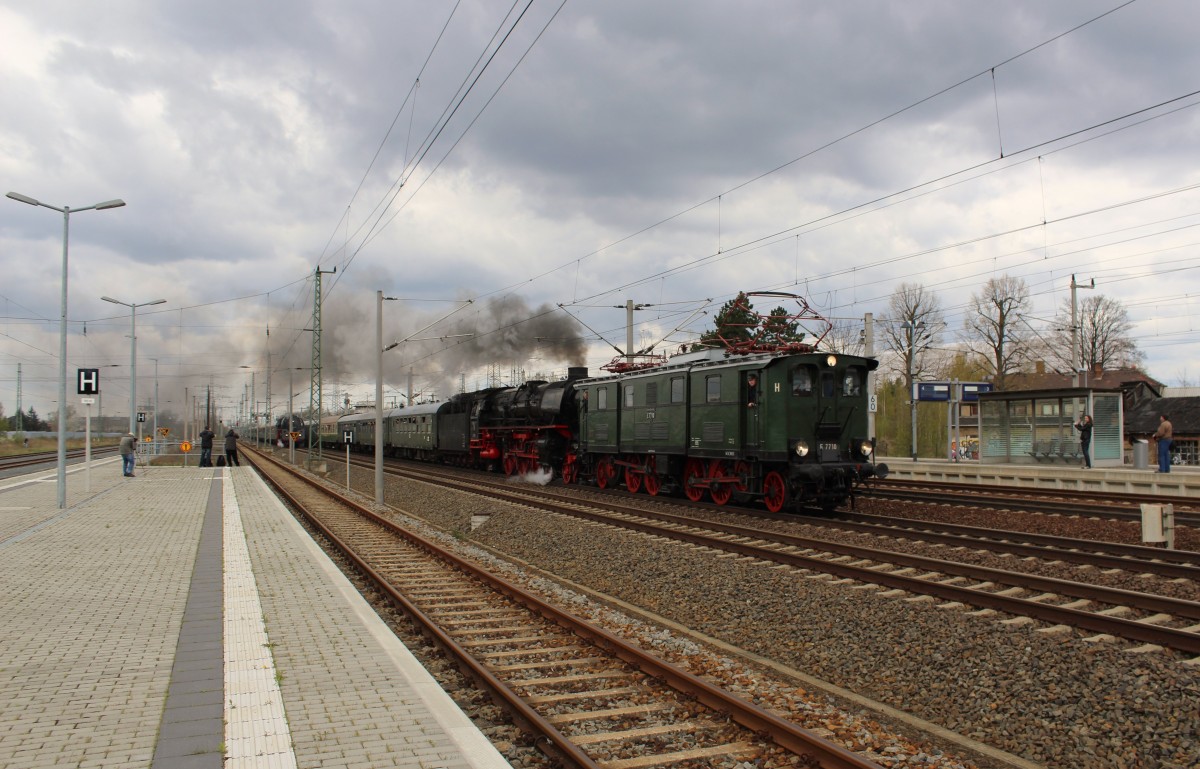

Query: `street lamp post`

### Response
(288, 368, 298, 465)
(102, 296, 167, 439)
(274, 367, 310, 463)
(7, 191, 125, 509)
(150, 357, 160, 455)
(375, 291, 474, 503)
(902, 321, 924, 462)
(376, 291, 398, 503)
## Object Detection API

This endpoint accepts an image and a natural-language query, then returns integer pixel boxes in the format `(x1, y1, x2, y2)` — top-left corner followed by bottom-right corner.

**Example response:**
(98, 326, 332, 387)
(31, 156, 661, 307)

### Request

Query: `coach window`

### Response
(671, 376, 685, 403)
(791, 366, 813, 396)
(624, 384, 635, 407)
(842, 368, 862, 396)
(706, 375, 722, 403)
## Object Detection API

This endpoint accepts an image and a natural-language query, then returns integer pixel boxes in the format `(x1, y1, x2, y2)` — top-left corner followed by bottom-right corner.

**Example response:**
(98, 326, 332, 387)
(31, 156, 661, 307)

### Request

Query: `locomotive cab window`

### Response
(842, 368, 863, 396)
(624, 384, 635, 407)
(597, 387, 608, 411)
(791, 367, 814, 396)
(671, 376, 685, 403)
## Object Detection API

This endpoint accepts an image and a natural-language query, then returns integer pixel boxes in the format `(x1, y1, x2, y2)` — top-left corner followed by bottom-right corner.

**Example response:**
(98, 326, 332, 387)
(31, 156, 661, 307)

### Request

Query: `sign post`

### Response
(343, 430, 354, 490)
(915, 381, 992, 462)
(77, 371, 100, 492)
(80, 397, 95, 491)
(136, 412, 146, 465)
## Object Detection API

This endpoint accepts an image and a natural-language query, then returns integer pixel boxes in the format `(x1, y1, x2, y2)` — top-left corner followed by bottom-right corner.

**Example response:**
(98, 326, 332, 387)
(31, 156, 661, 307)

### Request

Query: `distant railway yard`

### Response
(249, 444, 1200, 769)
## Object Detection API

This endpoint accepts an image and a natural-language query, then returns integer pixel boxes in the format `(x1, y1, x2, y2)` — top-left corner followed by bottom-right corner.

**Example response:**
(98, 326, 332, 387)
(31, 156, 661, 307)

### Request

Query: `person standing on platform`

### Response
(224, 427, 241, 467)
(1153, 414, 1173, 473)
(1074, 414, 1093, 469)
(119, 431, 137, 477)
(199, 425, 215, 467)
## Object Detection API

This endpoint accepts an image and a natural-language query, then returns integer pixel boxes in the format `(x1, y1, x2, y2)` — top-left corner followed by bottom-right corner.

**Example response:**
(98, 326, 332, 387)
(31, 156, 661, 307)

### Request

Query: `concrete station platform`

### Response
(880, 455, 1199, 497)
(0, 457, 512, 769)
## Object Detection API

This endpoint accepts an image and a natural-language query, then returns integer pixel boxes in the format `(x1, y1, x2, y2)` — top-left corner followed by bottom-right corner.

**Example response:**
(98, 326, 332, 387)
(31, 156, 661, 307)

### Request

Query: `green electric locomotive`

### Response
(572, 294, 886, 512)
(574, 348, 885, 512)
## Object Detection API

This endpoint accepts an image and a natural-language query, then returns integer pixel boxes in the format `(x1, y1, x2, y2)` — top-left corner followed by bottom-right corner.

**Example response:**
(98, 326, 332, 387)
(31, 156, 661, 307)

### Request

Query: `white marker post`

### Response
(343, 430, 353, 490)
(81, 397, 95, 491)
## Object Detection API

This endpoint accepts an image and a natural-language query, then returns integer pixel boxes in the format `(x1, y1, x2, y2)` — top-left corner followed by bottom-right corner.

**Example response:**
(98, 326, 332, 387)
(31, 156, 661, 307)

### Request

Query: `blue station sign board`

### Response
(914, 381, 993, 402)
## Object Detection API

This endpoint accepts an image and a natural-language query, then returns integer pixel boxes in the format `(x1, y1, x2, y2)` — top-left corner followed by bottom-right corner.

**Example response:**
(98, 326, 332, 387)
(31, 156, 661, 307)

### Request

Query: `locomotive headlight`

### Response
(859, 440, 873, 457)
(794, 440, 810, 457)
(825, 354, 838, 367)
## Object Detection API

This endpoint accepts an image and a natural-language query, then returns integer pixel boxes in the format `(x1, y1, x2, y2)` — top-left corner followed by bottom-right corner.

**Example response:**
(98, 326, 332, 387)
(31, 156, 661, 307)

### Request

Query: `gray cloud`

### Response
(3, 0, 1199, 425)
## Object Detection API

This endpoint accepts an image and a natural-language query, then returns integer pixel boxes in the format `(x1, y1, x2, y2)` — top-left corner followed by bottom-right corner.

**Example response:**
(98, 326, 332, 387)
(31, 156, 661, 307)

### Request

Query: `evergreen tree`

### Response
(759, 306, 804, 346)
(25, 407, 45, 432)
(698, 292, 758, 348)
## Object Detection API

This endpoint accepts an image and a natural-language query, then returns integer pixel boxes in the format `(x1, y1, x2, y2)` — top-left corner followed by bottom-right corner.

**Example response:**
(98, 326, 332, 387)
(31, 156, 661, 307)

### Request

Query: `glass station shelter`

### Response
(977, 387, 1124, 467)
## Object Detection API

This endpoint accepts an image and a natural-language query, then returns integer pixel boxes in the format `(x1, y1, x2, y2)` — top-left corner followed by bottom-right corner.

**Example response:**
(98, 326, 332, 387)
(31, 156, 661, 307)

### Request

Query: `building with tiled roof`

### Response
(1004, 361, 1163, 393)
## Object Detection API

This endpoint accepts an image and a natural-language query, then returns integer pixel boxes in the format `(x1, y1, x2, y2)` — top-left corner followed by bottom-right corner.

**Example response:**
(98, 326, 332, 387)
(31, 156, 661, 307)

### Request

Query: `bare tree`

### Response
(882, 283, 944, 387)
(821, 317, 865, 355)
(961, 275, 1031, 390)
(1045, 294, 1145, 373)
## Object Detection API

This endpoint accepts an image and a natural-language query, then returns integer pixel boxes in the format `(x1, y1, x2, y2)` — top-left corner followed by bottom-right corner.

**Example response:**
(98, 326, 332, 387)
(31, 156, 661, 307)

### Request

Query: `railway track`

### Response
(365, 459, 1200, 657)
(823, 511, 1200, 579)
(870, 477, 1200, 525)
(0, 447, 118, 472)
(245, 446, 889, 769)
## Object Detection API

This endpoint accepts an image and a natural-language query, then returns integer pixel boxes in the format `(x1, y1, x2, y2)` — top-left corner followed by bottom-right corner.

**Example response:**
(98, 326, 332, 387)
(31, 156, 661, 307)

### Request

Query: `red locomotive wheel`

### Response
(596, 456, 615, 489)
(683, 459, 706, 502)
(708, 460, 733, 506)
(503, 455, 517, 476)
(763, 470, 787, 513)
(624, 455, 642, 493)
(561, 458, 578, 485)
(643, 455, 661, 496)
(732, 460, 751, 493)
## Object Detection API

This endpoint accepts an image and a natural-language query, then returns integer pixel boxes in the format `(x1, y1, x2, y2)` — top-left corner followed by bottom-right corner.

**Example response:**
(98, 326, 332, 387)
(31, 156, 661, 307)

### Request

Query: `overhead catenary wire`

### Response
(473, 1, 1149, 310)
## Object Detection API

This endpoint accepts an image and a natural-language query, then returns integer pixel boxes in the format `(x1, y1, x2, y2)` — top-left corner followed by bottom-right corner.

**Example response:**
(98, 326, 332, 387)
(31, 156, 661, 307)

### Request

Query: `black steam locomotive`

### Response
(275, 414, 308, 448)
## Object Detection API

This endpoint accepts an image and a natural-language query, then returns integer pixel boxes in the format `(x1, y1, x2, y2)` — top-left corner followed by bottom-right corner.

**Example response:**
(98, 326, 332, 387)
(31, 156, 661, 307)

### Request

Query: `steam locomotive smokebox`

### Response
(568, 367, 588, 380)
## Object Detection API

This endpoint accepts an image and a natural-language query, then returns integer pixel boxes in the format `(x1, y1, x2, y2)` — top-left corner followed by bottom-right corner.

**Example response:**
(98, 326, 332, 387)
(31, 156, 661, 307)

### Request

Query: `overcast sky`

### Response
(2, 0, 1198, 426)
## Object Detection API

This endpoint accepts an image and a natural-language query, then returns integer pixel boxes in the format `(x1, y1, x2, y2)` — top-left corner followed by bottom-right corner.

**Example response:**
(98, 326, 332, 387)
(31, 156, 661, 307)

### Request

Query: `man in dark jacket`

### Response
(224, 428, 240, 467)
(199, 426, 215, 467)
